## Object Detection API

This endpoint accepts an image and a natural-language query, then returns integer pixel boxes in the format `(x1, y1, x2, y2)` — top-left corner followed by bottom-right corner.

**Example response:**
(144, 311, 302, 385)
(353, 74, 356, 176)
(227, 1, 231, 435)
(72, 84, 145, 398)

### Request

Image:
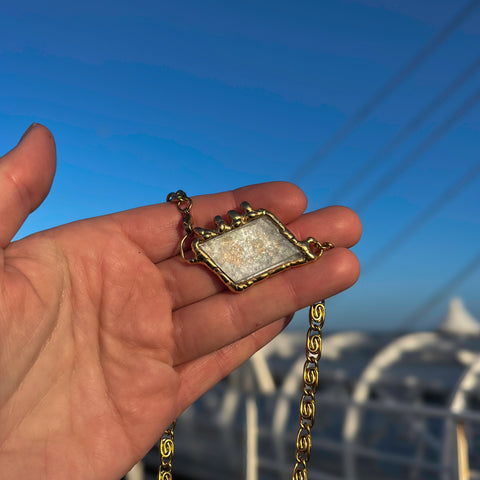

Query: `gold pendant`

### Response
(188, 201, 326, 291)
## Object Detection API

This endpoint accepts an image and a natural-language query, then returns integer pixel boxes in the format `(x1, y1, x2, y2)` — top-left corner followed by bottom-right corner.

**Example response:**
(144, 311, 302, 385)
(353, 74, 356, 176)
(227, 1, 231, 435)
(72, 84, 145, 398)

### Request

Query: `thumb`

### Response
(0, 124, 56, 247)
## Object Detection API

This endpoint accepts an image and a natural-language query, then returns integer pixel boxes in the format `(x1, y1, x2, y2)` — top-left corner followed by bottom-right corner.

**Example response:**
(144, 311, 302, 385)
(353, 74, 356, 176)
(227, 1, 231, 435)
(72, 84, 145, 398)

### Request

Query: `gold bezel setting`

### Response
(190, 201, 321, 291)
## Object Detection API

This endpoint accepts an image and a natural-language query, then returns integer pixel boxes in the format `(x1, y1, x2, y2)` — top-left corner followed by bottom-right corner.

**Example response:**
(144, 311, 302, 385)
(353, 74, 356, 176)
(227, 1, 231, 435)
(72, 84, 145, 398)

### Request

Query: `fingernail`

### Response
(18, 123, 41, 144)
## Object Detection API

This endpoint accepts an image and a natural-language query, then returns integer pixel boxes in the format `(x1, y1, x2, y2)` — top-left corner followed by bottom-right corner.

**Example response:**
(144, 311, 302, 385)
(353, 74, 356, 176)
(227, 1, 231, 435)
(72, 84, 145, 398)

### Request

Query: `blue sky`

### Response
(1, 0, 480, 331)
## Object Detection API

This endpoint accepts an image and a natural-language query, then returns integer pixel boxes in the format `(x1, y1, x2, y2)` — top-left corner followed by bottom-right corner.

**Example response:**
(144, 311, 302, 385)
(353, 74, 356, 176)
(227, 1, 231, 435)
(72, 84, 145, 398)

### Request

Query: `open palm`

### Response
(0, 125, 361, 479)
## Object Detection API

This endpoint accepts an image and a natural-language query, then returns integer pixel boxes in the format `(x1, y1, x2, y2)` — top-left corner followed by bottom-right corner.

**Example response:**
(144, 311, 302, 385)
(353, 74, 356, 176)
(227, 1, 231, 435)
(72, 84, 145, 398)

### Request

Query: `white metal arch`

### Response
(273, 331, 371, 435)
(270, 331, 372, 475)
(126, 462, 144, 480)
(342, 331, 440, 480)
(442, 355, 480, 480)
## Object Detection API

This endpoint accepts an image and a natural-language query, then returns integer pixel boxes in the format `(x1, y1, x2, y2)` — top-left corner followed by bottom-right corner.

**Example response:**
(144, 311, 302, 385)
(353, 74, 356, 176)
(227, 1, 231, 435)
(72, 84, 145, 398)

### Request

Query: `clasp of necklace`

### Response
(307, 239, 334, 257)
(166, 190, 198, 263)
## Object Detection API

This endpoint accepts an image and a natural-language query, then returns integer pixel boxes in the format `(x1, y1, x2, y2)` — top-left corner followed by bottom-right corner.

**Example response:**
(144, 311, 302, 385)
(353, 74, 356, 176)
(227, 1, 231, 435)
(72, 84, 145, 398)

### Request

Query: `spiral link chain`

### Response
(159, 421, 176, 480)
(162, 191, 332, 480)
(292, 301, 326, 480)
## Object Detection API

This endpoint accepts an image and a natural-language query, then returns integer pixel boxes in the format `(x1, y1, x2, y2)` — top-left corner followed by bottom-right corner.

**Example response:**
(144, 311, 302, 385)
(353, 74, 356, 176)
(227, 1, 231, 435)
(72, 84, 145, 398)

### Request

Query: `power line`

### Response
(398, 250, 480, 332)
(291, 0, 480, 183)
(363, 159, 480, 274)
(354, 85, 480, 212)
(327, 54, 480, 205)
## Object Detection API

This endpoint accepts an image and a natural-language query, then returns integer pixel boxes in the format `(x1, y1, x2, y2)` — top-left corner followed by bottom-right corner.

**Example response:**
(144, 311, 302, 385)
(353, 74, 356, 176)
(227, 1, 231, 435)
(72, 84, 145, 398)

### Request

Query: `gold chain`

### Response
(292, 301, 326, 480)
(166, 190, 193, 235)
(159, 421, 176, 480)
(166, 190, 198, 263)
(158, 190, 190, 480)
(162, 191, 332, 480)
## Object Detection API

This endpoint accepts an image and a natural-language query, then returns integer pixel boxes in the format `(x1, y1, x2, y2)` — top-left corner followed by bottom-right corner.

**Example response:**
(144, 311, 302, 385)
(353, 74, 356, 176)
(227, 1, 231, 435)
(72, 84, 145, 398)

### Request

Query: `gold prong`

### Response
(228, 210, 243, 226)
(214, 215, 226, 231)
(241, 201, 253, 213)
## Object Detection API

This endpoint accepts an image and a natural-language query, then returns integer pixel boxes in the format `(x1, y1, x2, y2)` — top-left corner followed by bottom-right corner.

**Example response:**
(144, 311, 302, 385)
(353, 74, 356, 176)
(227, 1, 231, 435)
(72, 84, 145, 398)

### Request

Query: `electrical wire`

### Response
(327, 55, 480, 205)
(363, 160, 480, 273)
(398, 250, 480, 332)
(354, 85, 480, 212)
(291, 0, 480, 183)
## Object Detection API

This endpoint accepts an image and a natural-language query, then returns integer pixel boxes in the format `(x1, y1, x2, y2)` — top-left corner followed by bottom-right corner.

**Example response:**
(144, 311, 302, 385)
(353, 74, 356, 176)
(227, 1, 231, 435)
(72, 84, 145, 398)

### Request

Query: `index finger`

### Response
(111, 182, 308, 264)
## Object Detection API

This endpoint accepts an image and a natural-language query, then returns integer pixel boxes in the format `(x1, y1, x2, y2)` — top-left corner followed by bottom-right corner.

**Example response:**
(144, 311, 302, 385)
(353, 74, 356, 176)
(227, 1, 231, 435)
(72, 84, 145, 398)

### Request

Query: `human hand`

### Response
(0, 125, 361, 479)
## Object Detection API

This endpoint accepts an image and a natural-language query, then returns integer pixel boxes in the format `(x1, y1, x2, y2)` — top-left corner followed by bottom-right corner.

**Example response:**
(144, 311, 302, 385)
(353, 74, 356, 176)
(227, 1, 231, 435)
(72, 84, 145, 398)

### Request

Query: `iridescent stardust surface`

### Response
(197, 216, 304, 284)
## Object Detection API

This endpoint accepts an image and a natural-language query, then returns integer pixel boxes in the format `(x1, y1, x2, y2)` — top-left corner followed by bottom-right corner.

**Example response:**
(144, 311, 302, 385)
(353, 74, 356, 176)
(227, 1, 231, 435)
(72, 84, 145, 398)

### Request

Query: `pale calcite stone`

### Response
(197, 216, 304, 283)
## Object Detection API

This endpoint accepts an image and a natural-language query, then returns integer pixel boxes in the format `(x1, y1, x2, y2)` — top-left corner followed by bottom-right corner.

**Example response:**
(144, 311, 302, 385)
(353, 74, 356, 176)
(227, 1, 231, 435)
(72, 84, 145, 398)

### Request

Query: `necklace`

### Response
(160, 190, 333, 480)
